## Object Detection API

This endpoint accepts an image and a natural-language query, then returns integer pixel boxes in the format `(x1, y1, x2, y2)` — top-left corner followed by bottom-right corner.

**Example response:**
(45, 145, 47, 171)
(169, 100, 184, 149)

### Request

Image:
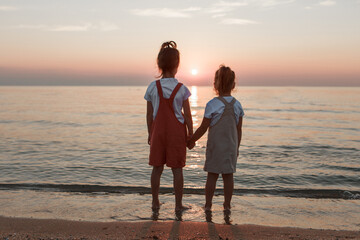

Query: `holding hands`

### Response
(187, 135, 195, 150)
(186, 117, 211, 150)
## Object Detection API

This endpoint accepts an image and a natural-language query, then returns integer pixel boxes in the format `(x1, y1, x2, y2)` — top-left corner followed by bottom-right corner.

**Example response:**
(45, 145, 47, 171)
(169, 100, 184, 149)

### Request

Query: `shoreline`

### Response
(1, 216, 359, 240)
(1, 190, 359, 231)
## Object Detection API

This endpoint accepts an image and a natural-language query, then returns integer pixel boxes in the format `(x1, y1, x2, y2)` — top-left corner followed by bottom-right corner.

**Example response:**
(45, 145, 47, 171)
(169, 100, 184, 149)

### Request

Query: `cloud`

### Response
(97, 22, 119, 31)
(319, 0, 336, 6)
(206, 0, 247, 18)
(131, 8, 192, 18)
(212, 13, 227, 18)
(51, 24, 90, 32)
(16, 22, 119, 32)
(207, 0, 293, 17)
(16, 24, 47, 30)
(221, 18, 259, 25)
(183, 7, 202, 12)
(0, 5, 17, 11)
(214, 1, 248, 7)
(252, 0, 295, 7)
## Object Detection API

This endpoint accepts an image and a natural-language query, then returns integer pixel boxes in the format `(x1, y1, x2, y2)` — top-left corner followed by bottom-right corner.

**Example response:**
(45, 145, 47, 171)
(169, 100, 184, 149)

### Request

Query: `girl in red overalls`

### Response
(144, 41, 193, 212)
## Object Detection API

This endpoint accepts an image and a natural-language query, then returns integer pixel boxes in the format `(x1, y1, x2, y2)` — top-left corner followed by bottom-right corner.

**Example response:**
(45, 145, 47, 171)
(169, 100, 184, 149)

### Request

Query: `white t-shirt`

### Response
(204, 96, 244, 126)
(144, 78, 191, 123)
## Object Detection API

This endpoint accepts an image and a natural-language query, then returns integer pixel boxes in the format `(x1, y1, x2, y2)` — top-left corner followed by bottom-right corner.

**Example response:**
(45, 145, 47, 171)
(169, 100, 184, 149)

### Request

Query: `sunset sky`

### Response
(0, 0, 359, 86)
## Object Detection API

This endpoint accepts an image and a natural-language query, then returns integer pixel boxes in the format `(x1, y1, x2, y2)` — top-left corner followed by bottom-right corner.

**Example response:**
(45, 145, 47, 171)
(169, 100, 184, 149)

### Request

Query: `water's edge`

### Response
(1, 183, 359, 200)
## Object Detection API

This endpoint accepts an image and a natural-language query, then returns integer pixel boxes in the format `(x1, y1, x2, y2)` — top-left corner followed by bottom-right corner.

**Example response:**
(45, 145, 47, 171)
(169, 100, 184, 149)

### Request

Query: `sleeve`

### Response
(238, 102, 245, 117)
(144, 82, 154, 101)
(204, 101, 214, 119)
(182, 85, 191, 101)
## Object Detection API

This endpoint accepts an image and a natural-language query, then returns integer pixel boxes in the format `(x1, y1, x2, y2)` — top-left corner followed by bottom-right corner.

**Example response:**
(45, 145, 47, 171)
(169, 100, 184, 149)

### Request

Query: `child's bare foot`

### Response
(204, 208, 213, 222)
(223, 203, 231, 211)
(175, 205, 191, 213)
(223, 208, 231, 224)
(175, 206, 190, 221)
(204, 203, 212, 212)
(151, 208, 159, 221)
(152, 200, 161, 211)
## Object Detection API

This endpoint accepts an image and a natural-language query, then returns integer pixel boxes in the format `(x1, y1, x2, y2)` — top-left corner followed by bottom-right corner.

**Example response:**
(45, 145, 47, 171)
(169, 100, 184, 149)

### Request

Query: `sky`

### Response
(0, 0, 359, 86)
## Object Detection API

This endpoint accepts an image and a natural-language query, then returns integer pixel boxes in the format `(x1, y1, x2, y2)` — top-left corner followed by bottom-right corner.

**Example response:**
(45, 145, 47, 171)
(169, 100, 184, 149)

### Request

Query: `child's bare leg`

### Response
(205, 172, 219, 211)
(151, 165, 164, 210)
(222, 173, 234, 210)
(171, 167, 184, 211)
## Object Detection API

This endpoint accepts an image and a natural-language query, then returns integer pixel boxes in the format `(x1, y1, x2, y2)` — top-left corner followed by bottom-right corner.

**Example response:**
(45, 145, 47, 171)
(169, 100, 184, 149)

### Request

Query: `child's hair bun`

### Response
(161, 41, 177, 50)
(157, 41, 180, 78)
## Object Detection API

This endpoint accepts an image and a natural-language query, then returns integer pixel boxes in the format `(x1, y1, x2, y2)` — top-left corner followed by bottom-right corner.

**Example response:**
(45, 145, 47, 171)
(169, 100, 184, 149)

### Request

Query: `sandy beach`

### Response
(0, 216, 359, 240)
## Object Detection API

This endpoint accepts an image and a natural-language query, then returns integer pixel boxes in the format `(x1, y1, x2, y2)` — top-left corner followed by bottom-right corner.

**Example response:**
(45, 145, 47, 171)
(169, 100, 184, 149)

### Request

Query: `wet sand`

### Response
(1, 216, 359, 240)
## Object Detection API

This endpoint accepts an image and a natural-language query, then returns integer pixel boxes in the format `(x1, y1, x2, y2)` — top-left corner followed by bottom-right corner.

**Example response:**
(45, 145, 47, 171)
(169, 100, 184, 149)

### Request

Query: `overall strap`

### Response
(155, 80, 164, 99)
(217, 96, 235, 107)
(169, 83, 183, 103)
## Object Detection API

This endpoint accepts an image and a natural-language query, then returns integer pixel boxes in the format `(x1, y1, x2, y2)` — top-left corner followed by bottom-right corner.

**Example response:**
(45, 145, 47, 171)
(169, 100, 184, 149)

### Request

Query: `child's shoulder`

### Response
(231, 96, 241, 104)
(207, 96, 236, 104)
(232, 97, 243, 106)
(172, 78, 189, 90)
(172, 79, 190, 96)
(231, 97, 244, 116)
(145, 81, 157, 95)
(207, 97, 220, 104)
(158, 78, 187, 89)
(230, 97, 243, 110)
(207, 96, 243, 108)
(225, 96, 242, 105)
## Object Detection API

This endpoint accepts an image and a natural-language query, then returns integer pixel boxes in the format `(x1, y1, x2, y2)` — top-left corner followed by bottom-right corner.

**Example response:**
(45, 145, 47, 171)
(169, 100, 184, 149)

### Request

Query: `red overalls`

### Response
(149, 80, 187, 168)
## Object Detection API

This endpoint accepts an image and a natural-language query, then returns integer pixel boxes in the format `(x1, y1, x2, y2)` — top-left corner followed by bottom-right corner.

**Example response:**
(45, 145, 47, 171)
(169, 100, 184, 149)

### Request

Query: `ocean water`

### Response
(0, 86, 359, 230)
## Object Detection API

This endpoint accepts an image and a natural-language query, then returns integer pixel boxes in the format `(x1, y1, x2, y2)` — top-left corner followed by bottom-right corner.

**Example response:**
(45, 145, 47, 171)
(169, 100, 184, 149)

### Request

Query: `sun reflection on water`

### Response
(190, 86, 199, 127)
(187, 164, 201, 169)
(190, 86, 198, 107)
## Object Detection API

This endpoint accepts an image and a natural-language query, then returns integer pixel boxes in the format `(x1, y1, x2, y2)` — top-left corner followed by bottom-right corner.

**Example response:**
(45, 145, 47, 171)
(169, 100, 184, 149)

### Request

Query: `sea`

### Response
(0, 86, 359, 231)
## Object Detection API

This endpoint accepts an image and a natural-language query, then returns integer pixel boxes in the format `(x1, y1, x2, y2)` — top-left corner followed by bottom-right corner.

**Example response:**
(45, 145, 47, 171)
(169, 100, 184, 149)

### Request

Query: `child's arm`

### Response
(188, 117, 211, 149)
(183, 99, 193, 137)
(146, 101, 153, 145)
(237, 116, 243, 155)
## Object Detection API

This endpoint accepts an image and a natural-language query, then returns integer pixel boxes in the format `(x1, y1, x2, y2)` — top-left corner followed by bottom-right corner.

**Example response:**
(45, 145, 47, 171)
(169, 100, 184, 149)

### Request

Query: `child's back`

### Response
(145, 78, 190, 168)
(145, 78, 190, 126)
(205, 96, 239, 174)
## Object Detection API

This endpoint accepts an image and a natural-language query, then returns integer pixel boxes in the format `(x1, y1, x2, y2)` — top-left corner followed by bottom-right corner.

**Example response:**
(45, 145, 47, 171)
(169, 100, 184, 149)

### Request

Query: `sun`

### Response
(191, 69, 198, 75)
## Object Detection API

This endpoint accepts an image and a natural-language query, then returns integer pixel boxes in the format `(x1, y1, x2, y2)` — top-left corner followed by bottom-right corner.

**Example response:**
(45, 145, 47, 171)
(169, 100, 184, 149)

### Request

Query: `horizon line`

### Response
(1, 84, 359, 87)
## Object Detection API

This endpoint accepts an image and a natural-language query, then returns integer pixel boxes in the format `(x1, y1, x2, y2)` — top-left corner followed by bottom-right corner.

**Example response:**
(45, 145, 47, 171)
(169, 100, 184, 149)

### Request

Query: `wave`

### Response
(0, 183, 359, 200)
(246, 107, 358, 114)
(0, 119, 101, 127)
